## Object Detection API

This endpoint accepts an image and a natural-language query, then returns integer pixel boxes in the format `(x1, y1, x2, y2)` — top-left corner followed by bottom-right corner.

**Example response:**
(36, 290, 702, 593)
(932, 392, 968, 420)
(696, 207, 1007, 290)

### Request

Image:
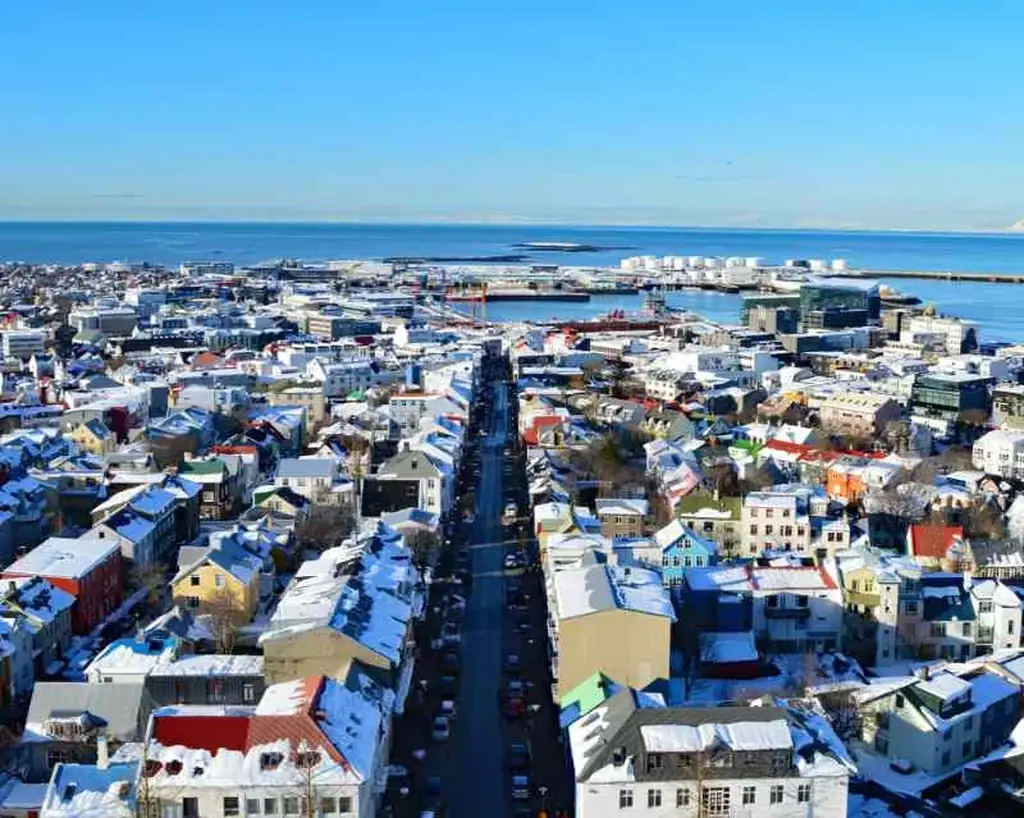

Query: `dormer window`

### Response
(296, 751, 321, 769)
(612, 747, 627, 766)
(165, 760, 183, 776)
(646, 753, 664, 772)
(260, 752, 284, 771)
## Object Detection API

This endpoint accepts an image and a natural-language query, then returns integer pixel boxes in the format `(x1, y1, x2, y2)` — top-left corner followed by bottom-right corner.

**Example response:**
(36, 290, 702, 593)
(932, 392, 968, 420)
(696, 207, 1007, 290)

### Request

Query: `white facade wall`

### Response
(575, 775, 848, 818)
(151, 781, 367, 818)
(973, 430, 1024, 479)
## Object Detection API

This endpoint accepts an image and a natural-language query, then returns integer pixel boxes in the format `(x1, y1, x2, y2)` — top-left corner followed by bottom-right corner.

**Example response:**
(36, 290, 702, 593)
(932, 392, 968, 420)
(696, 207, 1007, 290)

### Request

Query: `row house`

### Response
(2, 535, 123, 635)
(852, 664, 1019, 777)
(685, 563, 844, 654)
(569, 694, 853, 818)
(0, 575, 74, 677)
(142, 672, 393, 818)
(742, 491, 812, 557)
(259, 527, 420, 686)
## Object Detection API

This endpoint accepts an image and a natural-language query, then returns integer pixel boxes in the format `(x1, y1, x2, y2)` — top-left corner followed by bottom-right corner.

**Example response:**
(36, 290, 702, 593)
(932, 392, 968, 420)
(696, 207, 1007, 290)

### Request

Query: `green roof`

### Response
(180, 459, 226, 475)
(675, 492, 741, 517)
(559, 671, 619, 713)
(346, 389, 366, 400)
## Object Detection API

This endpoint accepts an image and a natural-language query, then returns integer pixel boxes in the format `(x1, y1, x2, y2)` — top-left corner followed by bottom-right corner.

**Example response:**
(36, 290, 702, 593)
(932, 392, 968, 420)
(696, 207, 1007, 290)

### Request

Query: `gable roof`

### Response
(25, 681, 152, 742)
(908, 524, 966, 559)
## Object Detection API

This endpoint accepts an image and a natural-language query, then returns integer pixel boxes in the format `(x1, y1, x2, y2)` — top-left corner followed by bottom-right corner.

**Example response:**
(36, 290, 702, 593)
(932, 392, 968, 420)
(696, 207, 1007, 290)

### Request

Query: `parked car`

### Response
(507, 740, 531, 771)
(439, 699, 458, 720)
(441, 622, 462, 646)
(504, 653, 521, 675)
(502, 696, 527, 719)
(442, 652, 460, 675)
(432, 716, 451, 741)
(421, 775, 443, 814)
(510, 774, 531, 800)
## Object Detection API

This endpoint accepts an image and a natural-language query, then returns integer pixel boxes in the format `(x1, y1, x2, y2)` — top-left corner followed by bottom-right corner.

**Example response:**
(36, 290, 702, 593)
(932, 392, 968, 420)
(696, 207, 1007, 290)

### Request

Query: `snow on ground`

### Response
(848, 794, 923, 818)
(61, 586, 151, 679)
(851, 741, 960, 797)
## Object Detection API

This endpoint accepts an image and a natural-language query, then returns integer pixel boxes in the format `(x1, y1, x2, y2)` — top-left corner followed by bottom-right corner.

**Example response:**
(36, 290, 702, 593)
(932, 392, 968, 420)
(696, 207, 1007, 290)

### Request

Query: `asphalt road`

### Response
(449, 379, 509, 818)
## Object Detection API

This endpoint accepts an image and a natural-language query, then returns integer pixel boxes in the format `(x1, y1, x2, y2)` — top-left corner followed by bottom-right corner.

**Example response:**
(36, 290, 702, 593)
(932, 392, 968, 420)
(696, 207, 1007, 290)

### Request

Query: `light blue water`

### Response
(1, 222, 1022, 341)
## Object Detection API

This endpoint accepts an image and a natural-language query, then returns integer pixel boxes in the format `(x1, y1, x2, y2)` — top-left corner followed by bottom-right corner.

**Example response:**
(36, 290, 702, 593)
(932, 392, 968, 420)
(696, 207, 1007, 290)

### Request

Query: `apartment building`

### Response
(973, 428, 1024, 479)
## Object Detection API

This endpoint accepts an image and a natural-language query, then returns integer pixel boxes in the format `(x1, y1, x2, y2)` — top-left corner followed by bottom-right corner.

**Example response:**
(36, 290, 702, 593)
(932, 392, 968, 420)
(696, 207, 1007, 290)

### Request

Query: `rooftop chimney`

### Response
(96, 734, 109, 771)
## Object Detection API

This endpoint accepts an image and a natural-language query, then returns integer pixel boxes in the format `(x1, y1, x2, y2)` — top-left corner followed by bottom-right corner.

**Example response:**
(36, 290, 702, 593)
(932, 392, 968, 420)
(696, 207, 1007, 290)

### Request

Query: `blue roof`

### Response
(129, 487, 176, 517)
(111, 512, 156, 544)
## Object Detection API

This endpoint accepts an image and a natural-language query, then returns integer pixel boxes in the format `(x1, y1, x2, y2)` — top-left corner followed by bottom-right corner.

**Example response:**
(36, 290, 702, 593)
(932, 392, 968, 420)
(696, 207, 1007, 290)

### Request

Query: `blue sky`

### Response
(2, 1, 1024, 229)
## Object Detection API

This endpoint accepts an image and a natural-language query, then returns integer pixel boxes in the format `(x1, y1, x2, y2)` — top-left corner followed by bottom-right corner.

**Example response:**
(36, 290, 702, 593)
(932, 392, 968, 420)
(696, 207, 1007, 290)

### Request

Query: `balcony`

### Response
(978, 626, 995, 643)
(846, 591, 881, 608)
(765, 606, 811, 620)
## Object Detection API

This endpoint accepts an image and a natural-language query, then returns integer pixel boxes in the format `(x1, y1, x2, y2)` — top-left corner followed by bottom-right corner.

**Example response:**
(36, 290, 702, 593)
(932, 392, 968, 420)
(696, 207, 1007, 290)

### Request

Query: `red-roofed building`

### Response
(145, 673, 393, 818)
(907, 524, 972, 572)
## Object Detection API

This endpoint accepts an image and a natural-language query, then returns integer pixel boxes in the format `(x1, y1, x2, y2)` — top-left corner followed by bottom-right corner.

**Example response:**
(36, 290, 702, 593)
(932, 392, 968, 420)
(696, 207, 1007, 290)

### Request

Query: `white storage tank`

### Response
(725, 256, 743, 268)
(704, 256, 722, 269)
(672, 256, 686, 271)
(688, 255, 705, 269)
(745, 256, 764, 268)
(808, 259, 827, 271)
(831, 258, 848, 271)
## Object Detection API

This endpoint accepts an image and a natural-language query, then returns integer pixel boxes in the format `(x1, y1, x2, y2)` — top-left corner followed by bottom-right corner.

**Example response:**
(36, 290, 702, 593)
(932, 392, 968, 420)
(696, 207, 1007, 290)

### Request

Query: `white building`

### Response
(569, 695, 852, 818)
(140, 672, 393, 818)
(2, 329, 46, 361)
(902, 314, 979, 355)
(741, 492, 811, 556)
(972, 428, 1024, 479)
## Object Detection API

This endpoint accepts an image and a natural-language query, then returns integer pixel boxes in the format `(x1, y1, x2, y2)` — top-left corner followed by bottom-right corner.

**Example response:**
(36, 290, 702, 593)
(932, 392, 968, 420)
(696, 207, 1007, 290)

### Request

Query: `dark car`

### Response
(507, 740, 531, 771)
(421, 776, 443, 814)
(502, 696, 527, 719)
(503, 653, 521, 675)
(442, 652, 460, 675)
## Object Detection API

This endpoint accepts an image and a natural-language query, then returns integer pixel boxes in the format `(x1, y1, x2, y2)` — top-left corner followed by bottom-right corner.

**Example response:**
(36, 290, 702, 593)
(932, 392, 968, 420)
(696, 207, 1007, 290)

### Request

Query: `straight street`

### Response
(449, 379, 508, 818)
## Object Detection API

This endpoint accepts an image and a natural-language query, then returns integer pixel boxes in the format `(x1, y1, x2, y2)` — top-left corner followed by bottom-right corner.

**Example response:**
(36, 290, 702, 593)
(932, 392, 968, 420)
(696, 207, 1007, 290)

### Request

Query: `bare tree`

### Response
(128, 561, 168, 609)
(404, 529, 440, 574)
(205, 588, 240, 654)
(295, 505, 358, 554)
(150, 434, 199, 470)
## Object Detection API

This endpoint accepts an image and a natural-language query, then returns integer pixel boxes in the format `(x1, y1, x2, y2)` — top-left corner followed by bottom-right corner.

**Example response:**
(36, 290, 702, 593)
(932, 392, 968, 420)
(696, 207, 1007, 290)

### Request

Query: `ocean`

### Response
(1, 221, 1023, 341)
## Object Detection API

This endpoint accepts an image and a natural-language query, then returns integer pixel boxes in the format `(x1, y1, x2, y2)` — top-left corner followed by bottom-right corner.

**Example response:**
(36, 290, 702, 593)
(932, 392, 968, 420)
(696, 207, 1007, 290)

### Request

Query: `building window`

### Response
(337, 797, 352, 813)
(964, 715, 974, 730)
(1009, 621, 1016, 635)
(189, 575, 200, 587)
(619, 789, 634, 808)
(46, 749, 68, 769)
(941, 750, 951, 766)
(243, 683, 256, 703)
(797, 783, 811, 803)
(223, 797, 240, 817)
(320, 797, 337, 814)
(646, 753, 663, 772)
(263, 800, 278, 815)
(742, 786, 756, 805)
(284, 797, 300, 815)
(245, 799, 260, 815)
(647, 789, 662, 808)
(796, 595, 809, 608)
(702, 788, 730, 814)
(770, 785, 783, 805)
(765, 525, 773, 535)
(215, 573, 225, 588)
(766, 595, 779, 608)
(676, 788, 691, 807)
(962, 622, 972, 637)
(749, 524, 758, 535)
(963, 740, 973, 758)
(979, 601, 993, 613)
(931, 623, 946, 637)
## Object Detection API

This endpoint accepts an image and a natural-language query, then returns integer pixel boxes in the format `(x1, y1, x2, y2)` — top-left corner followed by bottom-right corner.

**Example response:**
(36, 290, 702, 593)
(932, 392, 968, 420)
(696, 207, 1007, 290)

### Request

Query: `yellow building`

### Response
(69, 419, 116, 455)
(171, 540, 263, 626)
(549, 562, 674, 698)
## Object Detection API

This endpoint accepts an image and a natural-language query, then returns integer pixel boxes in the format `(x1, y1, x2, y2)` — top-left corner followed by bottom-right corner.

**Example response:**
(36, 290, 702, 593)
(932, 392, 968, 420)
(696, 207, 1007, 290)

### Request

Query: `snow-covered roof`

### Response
(700, 631, 758, 665)
(552, 563, 674, 622)
(4, 536, 119, 580)
(41, 761, 137, 818)
(260, 534, 417, 665)
(640, 720, 793, 753)
(147, 654, 263, 678)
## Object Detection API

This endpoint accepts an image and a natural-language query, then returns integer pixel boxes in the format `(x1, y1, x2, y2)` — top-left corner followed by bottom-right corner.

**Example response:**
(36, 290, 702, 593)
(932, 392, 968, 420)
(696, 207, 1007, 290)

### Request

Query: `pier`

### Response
(837, 269, 1024, 284)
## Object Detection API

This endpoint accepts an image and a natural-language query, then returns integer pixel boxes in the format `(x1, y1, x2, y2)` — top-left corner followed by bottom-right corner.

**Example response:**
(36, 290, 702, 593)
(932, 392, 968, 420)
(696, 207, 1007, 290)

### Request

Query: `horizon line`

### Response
(1, 217, 1023, 238)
